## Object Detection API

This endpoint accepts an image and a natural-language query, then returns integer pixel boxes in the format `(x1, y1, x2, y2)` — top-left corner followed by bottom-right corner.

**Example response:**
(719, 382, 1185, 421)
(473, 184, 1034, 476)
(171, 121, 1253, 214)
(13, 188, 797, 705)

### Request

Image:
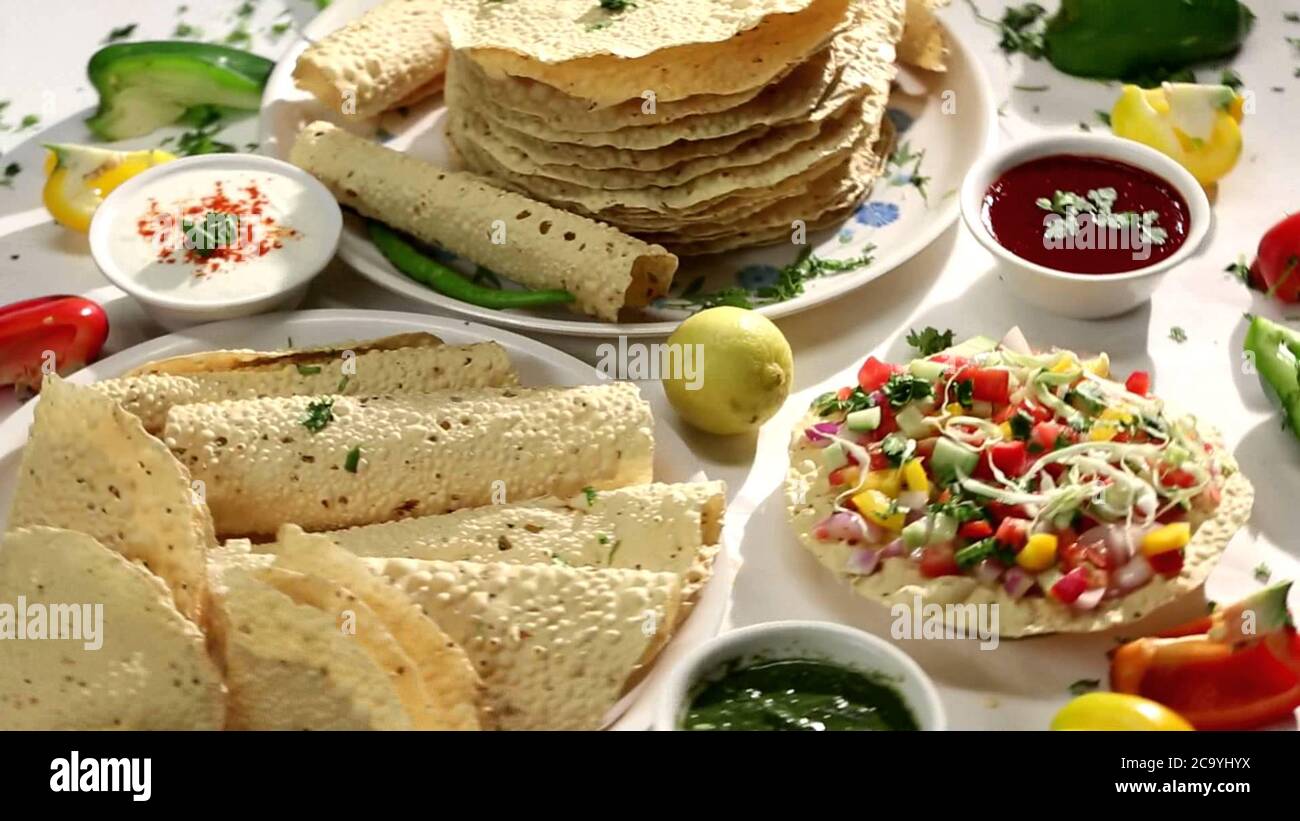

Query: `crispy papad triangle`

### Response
(0, 526, 224, 729)
(376, 556, 682, 729)
(9, 376, 213, 622)
(897, 0, 949, 71)
(205, 547, 414, 729)
(269, 526, 486, 730)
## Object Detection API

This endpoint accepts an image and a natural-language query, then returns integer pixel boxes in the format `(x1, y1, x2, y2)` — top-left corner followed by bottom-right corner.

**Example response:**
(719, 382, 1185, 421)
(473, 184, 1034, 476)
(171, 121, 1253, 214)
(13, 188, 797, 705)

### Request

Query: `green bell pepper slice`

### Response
(86, 41, 274, 140)
(1244, 314, 1300, 441)
(1044, 0, 1254, 82)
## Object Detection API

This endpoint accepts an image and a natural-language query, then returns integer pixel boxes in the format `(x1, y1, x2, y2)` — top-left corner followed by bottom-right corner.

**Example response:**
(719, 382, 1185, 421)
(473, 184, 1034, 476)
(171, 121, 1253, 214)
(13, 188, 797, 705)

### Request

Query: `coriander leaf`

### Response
(296, 364, 322, 376)
(1168, 326, 1187, 344)
(582, 486, 597, 506)
(1220, 69, 1244, 92)
(301, 398, 335, 433)
(906, 326, 955, 356)
(880, 433, 916, 467)
(1254, 563, 1272, 583)
(343, 446, 361, 473)
(884, 372, 933, 408)
(336, 375, 350, 392)
(104, 23, 137, 43)
(1068, 679, 1101, 696)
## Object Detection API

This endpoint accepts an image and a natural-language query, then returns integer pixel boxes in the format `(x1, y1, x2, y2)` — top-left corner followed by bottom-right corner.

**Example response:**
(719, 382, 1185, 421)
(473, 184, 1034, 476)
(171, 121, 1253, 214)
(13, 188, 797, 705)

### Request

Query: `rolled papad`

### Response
(378, 557, 682, 729)
(163, 382, 655, 537)
(0, 527, 225, 730)
(460, 0, 850, 107)
(10, 377, 214, 622)
(785, 412, 1255, 638)
(293, 0, 450, 119)
(311, 481, 724, 603)
(93, 333, 518, 434)
(289, 121, 678, 321)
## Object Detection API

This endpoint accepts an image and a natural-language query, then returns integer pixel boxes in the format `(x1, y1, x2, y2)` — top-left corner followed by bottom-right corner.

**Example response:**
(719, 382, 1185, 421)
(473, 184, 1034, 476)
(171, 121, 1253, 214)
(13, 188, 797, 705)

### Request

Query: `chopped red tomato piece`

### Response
(1125, 370, 1151, 396)
(918, 544, 961, 578)
(1148, 549, 1185, 577)
(1049, 567, 1089, 604)
(959, 520, 993, 540)
(857, 356, 896, 392)
(1030, 421, 1073, 453)
(989, 440, 1028, 476)
(1159, 467, 1198, 489)
(955, 366, 1011, 404)
(993, 517, 1030, 550)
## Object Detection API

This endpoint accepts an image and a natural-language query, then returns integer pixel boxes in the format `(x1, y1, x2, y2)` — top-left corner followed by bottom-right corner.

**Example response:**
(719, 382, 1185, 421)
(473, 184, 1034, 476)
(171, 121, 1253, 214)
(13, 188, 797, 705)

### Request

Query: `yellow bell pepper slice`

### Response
(1141, 522, 1191, 556)
(1017, 533, 1058, 572)
(43, 143, 175, 232)
(851, 489, 905, 531)
(1109, 83, 1244, 187)
(862, 469, 902, 498)
(901, 459, 929, 494)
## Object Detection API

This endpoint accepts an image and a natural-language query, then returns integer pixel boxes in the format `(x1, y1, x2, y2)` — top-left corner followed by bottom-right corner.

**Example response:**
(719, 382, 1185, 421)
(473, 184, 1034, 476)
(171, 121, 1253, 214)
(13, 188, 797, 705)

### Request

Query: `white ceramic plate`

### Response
(0, 308, 740, 730)
(259, 0, 997, 337)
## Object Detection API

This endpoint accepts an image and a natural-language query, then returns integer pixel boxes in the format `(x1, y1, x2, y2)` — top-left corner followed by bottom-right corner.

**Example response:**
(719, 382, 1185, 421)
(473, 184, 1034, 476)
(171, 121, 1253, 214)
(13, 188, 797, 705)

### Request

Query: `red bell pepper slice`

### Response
(857, 356, 895, 392)
(993, 517, 1030, 550)
(958, 520, 993, 540)
(1111, 628, 1300, 730)
(1125, 370, 1151, 396)
(989, 440, 1028, 476)
(0, 296, 109, 396)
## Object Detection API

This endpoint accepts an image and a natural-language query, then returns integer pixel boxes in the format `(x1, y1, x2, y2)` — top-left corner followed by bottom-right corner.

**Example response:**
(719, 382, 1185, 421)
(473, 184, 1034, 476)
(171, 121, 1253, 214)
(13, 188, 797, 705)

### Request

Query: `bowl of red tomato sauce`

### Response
(960, 133, 1210, 319)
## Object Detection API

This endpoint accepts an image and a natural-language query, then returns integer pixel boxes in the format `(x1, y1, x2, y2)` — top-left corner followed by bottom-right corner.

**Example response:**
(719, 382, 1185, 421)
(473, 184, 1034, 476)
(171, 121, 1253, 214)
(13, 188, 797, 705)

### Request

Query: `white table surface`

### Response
(2, 1, 1298, 727)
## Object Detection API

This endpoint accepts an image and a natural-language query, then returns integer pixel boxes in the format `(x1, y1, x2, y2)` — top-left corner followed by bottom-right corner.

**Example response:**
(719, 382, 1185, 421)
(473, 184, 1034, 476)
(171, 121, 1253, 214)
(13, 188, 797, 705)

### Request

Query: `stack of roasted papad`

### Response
(0, 334, 724, 730)
(442, 0, 928, 254)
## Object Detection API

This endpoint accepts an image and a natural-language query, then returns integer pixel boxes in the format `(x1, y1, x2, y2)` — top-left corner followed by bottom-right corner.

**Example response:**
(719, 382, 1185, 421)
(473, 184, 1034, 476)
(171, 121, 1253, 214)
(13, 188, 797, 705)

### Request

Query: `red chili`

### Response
(0, 296, 109, 396)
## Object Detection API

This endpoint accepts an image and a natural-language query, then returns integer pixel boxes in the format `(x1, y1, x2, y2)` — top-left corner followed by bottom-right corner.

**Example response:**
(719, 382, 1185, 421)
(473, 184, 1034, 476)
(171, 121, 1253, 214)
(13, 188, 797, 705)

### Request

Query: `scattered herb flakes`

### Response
(1289, 36, 1300, 53)
(225, 27, 253, 48)
(18, 114, 39, 130)
(1286, 12, 1300, 22)
(607, 539, 623, 565)
(173, 22, 200, 37)
(597, 534, 608, 545)
(906, 326, 955, 356)
(182, 211, 237, 257)
(314, 0, 332, 9)
(1037, 187, 1167, 246)
(337, 375, 350, 392)
(1078, 121, 1092, 132)
(884, 372, 933, 408)
(0, 162, 21, 189)
(104, 23, 138, 43)
(236, 1, 257, 17)
(1220, 69, 1244, 92)
(1068, 678, 1101, 696)
(296, 364, 322, 376)
(889, 140, 931, 202)
(1169, 326, 1188, 344)
(1013, 84, 1049, 92)
(1226, 255, 1252, 284)
(301, 398, 335, 433)
(1095, 110, 1112, 127)
(269, 21, 292, 39)
(582, 486, 597, 506)
(1254, 563, 1272, 583)
(678, 246, 875, 311)
(880, 432, 917, 466)
(343, 446, 362, 473)
(175, 117, 235, 157)
(599, 0, 634, 10)
(965, 0, 1047, 59)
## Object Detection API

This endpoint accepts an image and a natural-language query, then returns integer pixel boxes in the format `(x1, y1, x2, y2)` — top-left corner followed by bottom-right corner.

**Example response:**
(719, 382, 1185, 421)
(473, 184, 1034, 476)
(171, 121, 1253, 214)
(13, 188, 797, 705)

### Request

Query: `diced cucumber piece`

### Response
(822, 441, 849, 472)
(902, 517, 931, 548)
(845, 406, 881, 432)
(895, 404, 933, 438)
(908, 358, 947, 382)
(943, 335, 999, 359)
(929, 512, 958, 543)
(1068, 381, 1107, 415)
(930, 437, 979, 483)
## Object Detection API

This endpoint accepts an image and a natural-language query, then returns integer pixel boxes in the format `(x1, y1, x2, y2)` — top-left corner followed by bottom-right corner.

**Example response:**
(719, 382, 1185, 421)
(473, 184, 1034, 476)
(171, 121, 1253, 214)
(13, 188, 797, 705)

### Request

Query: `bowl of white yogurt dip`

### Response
(89, 153, 342, 330)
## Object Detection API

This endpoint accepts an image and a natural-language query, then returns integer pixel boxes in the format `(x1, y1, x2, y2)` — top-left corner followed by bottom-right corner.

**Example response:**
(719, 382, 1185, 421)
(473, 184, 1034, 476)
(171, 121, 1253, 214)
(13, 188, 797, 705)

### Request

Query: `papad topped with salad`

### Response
(786, 330, 1253, 637)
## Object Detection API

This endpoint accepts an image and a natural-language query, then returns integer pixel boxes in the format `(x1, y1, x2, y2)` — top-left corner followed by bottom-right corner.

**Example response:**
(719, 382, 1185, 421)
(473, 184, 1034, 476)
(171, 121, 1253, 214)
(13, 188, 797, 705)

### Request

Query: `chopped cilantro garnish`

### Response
(104, 23, 137, 43)
(296, 364, 322, 376)
(173, 22, 200, 37)
(1095, 110, 1112, 127)
(174, 108, 235, 156)
(682, 246, 875, 310)
(336, 375, 350, 393)
(182, 211, 237, 257)
(1169, 326, 1187, 344)
(813, 386, 874, 417)
(599, 0, 634, 10)
(0, 162, 20, 189)
(343, 446, 361, 473)
(597, 534, 608, 545)
(880, 433, 916, 467)
(1287, 12, 1300, 22)
(905, 326, 954, 356)
(965, 1, 1047, 59)
(1226, 255, 1253, 286)
(1009, 411, 1033, 440)
(1220, 69, 1244, 92)
(955, 538, 1016, 570)
(1254, 563, 1272, 583)
(582, 486, 597, 506)
(929, 497, 985, 525)
(236, 1, 256, 17)
(607, 539, 623, 565)
(954, 379, 975, 408)
(1068, 678, 1101, 696)
(301, 398, 335, 433)
(884, 372, 933, 408)
(18, 114, 38, 130)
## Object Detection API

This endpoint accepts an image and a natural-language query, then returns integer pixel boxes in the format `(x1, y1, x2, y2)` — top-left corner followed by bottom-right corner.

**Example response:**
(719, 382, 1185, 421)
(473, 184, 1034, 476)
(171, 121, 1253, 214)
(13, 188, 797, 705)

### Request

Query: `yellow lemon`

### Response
(662, 306, 793, 435)
(43, 143, 175, 232)
(1051, 692, 1193, 731)
(1110, 84, 1243, 187)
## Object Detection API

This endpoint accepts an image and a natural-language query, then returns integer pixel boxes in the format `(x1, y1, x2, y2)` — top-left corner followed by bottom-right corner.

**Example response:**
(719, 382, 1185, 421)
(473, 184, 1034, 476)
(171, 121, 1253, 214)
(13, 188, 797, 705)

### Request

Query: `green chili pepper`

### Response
(367, 221, 575, 310)
(86, 41, 274, 140)
(1243, 314, 1300, 441)
(1043, 0, 1254, 82)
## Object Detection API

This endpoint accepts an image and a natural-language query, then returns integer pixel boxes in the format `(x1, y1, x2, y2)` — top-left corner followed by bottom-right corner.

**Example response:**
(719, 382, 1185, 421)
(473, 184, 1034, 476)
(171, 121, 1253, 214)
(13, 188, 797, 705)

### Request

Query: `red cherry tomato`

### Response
(1246, 212, 1300, 303)
(1125, 370, 1151, 396)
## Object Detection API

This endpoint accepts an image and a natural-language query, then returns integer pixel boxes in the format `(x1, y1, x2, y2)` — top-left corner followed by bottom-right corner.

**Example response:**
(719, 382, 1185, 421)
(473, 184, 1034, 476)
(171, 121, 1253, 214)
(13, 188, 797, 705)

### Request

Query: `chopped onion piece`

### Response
(973, 558, 1006, 585)
(880, 538, 906, 558)
(1113, 555, 1154, 593)
(1073, 586, 1106, 610)
(845, 547, 881, 576)
(1002, 567, 1035, 599)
